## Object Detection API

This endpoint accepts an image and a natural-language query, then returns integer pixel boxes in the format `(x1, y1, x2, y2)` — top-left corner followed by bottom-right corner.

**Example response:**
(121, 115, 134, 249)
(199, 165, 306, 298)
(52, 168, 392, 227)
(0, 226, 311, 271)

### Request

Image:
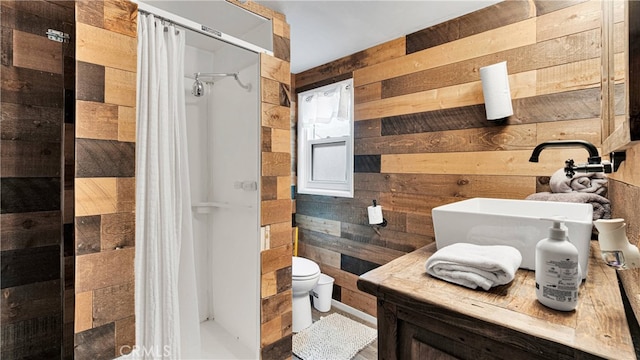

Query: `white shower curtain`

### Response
(134, 14, 201, 359)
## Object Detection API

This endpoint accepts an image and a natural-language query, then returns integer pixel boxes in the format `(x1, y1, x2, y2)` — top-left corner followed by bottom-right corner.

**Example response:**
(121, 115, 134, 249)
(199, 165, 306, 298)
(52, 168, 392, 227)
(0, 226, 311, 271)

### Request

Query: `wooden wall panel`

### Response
(356, 71, 536, 121)
(406, 0, 534, 54)
(293, 0, 621, 323)
(12, 30, 63, 74)
(1, 1, 71, 358)
(354, 18, 537, 87)
(295, 37, 405, 89)
(76, 22, 136, 72)
(256, 9, 293, 360)
(74, 1, 137, 358)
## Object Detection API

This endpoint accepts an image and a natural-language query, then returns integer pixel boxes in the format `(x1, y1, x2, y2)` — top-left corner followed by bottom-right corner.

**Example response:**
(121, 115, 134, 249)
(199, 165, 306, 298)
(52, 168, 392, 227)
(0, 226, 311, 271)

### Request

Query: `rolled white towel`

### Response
(425, 243, 522, 291)
(550, 168, 607, 196)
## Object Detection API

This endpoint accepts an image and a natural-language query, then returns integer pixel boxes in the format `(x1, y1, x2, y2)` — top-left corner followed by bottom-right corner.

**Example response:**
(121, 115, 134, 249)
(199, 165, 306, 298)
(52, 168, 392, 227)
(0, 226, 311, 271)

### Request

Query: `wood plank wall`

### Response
(293, 0, 625, 317)
(608, 0, 640, 336)
(73, 1, 137, 359)
(229, 2, 295, 359)
(1, 1, 74, 358)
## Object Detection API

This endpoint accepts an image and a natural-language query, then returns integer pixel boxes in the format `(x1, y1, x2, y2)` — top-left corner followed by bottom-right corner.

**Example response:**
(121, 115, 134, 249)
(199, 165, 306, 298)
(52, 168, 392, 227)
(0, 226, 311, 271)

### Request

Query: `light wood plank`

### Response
(75, 178, 118, 216)
(76, 22, 136, 72)
(301, 229, 405, 266)
(354, 18, 536, 86)
(261, 103, 291, 130)
(261, 54, 290, 84)
(260, 244, 293, 274)
(262, 152, 291, 177)
(295, 214, 341, 237)
(355, 124, 537, 155)
(295, 37, 405, 89)
(298, 242, 341, 269)
(12, 30, 62, 74)
(268, 221, 293, 249)
(261, 271, 278, 298)
(104, 67, 136, 107)
(103, 0, 138, 38)
(75, 291, 93, 333)
(261, 289, 292, 324)
(536, 58, 601, 95)
(536, 0, 601, 42)
(608, 143, 640, 187)
(381, 148, 590, 176)
(271, 128, 290, 153)
(355, 71, 536, 121)
(262, 77, 281, 105)
(276, 176, 290, 200)
(272, 16, 289, 39)
(118, 106, 136, 142)
(355, 82, 382, 104)
(536, 118, 602, 145)
(75, 247, 135, 293)
(341, 287, 377, 317)
(76, 100, 119, 140)
(320, 265, 359, 293)
(260, 315, 282, 347)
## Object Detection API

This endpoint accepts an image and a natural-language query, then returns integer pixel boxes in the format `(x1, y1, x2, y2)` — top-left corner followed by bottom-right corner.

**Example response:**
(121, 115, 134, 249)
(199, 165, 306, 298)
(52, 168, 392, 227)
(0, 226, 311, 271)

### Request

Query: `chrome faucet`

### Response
(528, 140, 624, 178)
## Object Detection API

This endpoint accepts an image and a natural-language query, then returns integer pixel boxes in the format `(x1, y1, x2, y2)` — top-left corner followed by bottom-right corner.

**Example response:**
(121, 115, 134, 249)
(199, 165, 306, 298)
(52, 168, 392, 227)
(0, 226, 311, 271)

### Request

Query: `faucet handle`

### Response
(564, 159, 576, 178)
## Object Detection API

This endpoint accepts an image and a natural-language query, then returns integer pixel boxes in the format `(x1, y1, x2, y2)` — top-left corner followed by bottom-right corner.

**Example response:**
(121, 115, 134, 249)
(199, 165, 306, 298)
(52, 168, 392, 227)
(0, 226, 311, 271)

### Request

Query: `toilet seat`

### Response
(292, 256, 320, 279)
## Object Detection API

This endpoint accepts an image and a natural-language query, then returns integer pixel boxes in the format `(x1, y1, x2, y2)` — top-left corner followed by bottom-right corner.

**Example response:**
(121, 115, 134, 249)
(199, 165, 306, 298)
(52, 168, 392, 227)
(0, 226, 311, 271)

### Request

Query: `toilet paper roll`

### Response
(368, 205, 384, 225)
(480, 61, 513, 120)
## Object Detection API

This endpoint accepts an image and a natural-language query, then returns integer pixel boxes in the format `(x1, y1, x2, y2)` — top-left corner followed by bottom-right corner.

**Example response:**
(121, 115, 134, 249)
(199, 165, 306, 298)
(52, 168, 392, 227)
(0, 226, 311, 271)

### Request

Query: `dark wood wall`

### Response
(1, 0, 75, 358)
(293, 0, 623, 316)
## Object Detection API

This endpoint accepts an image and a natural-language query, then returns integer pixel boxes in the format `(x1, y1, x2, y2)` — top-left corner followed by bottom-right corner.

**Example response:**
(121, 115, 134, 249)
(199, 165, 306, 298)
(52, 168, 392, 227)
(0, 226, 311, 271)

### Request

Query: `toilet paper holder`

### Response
(368, 200, 387, 227)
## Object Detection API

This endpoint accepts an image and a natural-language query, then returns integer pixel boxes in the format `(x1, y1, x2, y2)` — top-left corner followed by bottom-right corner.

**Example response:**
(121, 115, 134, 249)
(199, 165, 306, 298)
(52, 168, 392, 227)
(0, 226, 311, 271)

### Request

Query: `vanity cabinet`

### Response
(358, 242, 637, 360)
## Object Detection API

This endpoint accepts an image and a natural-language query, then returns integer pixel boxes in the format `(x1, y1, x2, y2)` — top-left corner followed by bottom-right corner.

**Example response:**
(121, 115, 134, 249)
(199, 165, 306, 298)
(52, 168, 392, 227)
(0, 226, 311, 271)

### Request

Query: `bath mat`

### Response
(292, 313, 377, 360)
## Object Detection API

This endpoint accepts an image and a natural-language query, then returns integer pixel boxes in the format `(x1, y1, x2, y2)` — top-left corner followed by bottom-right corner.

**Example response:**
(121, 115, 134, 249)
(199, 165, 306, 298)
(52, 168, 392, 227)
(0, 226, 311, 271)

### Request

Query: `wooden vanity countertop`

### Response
(358, 241, 637, 359)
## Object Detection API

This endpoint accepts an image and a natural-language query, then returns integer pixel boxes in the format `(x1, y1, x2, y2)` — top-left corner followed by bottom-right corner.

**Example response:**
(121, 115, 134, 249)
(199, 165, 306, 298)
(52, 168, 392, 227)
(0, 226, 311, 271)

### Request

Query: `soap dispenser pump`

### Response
(535, 217, 581, 311)
(594, 218, 640, 269)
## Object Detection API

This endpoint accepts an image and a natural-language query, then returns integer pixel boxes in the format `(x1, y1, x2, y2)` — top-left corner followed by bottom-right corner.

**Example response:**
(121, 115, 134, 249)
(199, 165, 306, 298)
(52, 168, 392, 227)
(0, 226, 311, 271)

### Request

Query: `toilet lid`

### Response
(292, 256, 320, 278)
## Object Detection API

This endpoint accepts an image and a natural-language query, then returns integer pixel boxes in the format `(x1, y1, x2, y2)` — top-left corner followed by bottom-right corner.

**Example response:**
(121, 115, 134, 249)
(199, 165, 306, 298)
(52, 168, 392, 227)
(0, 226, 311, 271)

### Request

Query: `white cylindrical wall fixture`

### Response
(479, 61, 513, 120)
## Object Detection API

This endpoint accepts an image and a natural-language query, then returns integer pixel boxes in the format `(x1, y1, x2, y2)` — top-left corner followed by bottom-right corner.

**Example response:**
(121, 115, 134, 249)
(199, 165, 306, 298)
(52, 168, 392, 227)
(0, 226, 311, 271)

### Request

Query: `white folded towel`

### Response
(550, 168, 607, 196)
(425, 243, 522, 291)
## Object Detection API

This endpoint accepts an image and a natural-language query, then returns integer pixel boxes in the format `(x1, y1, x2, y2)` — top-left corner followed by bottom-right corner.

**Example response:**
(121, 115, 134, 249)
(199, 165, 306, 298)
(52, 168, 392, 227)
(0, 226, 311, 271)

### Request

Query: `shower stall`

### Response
(186, 35, 260, 359)
(137, 2, 273, 358)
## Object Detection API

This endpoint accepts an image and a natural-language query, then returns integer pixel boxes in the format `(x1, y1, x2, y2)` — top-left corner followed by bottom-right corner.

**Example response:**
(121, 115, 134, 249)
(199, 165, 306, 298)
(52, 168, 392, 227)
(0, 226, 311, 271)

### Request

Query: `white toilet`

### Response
(292, 256, 320, 332)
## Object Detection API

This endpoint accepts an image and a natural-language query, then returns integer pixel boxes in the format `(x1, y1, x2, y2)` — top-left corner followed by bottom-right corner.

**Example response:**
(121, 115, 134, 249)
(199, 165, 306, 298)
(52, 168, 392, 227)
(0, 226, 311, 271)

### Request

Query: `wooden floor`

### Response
(293, 304, 378, 360)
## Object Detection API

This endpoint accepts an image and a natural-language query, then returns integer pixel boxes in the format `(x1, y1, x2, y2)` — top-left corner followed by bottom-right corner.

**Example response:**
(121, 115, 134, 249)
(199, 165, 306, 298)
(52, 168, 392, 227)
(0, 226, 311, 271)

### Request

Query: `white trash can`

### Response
(312, 273, 334, 312)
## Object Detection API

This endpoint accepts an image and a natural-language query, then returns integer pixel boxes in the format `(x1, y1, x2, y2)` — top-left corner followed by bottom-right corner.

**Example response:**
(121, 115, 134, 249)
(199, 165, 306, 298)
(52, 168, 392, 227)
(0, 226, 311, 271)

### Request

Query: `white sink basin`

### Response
(432, 198, 593, 279)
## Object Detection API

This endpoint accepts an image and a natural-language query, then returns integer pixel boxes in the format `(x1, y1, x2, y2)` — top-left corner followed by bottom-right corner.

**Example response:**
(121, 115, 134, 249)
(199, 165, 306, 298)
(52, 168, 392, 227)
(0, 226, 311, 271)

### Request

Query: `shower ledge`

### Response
(192, 202, 255, 213)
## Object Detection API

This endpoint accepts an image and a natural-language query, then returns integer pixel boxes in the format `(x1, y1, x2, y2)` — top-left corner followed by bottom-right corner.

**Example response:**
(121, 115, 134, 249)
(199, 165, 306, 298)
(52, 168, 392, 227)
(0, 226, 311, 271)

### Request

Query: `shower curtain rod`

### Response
(194, 72, 252, 91)
(135, 1, 274, 56)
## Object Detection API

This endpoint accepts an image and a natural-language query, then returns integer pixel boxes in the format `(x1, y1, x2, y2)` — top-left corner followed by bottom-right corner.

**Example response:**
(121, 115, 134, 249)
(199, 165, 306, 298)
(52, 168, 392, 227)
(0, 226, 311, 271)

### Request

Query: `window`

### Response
(297, 78, 353, 197)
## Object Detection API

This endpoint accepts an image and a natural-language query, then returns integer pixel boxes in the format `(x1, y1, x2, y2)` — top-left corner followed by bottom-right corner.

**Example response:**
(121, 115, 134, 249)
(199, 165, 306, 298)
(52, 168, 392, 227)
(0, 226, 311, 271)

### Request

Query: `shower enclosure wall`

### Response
(137, 1, 274, 357)
(185, 34, 261, 358)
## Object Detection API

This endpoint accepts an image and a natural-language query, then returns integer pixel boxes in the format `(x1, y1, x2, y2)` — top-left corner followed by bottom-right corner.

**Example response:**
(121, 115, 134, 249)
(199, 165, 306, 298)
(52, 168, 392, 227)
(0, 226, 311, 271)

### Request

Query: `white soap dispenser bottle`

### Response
(535, 217, 581, 311)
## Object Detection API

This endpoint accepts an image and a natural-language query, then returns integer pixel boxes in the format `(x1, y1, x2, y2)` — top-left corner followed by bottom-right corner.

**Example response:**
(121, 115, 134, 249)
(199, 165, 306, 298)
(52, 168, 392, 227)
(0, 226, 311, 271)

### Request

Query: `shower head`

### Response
(192, 75, 205, 97)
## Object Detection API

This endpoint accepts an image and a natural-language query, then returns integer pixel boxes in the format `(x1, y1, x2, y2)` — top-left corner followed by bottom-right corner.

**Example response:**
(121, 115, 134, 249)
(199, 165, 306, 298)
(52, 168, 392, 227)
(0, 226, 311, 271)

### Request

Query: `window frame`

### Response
(297, 78, 354, 198)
